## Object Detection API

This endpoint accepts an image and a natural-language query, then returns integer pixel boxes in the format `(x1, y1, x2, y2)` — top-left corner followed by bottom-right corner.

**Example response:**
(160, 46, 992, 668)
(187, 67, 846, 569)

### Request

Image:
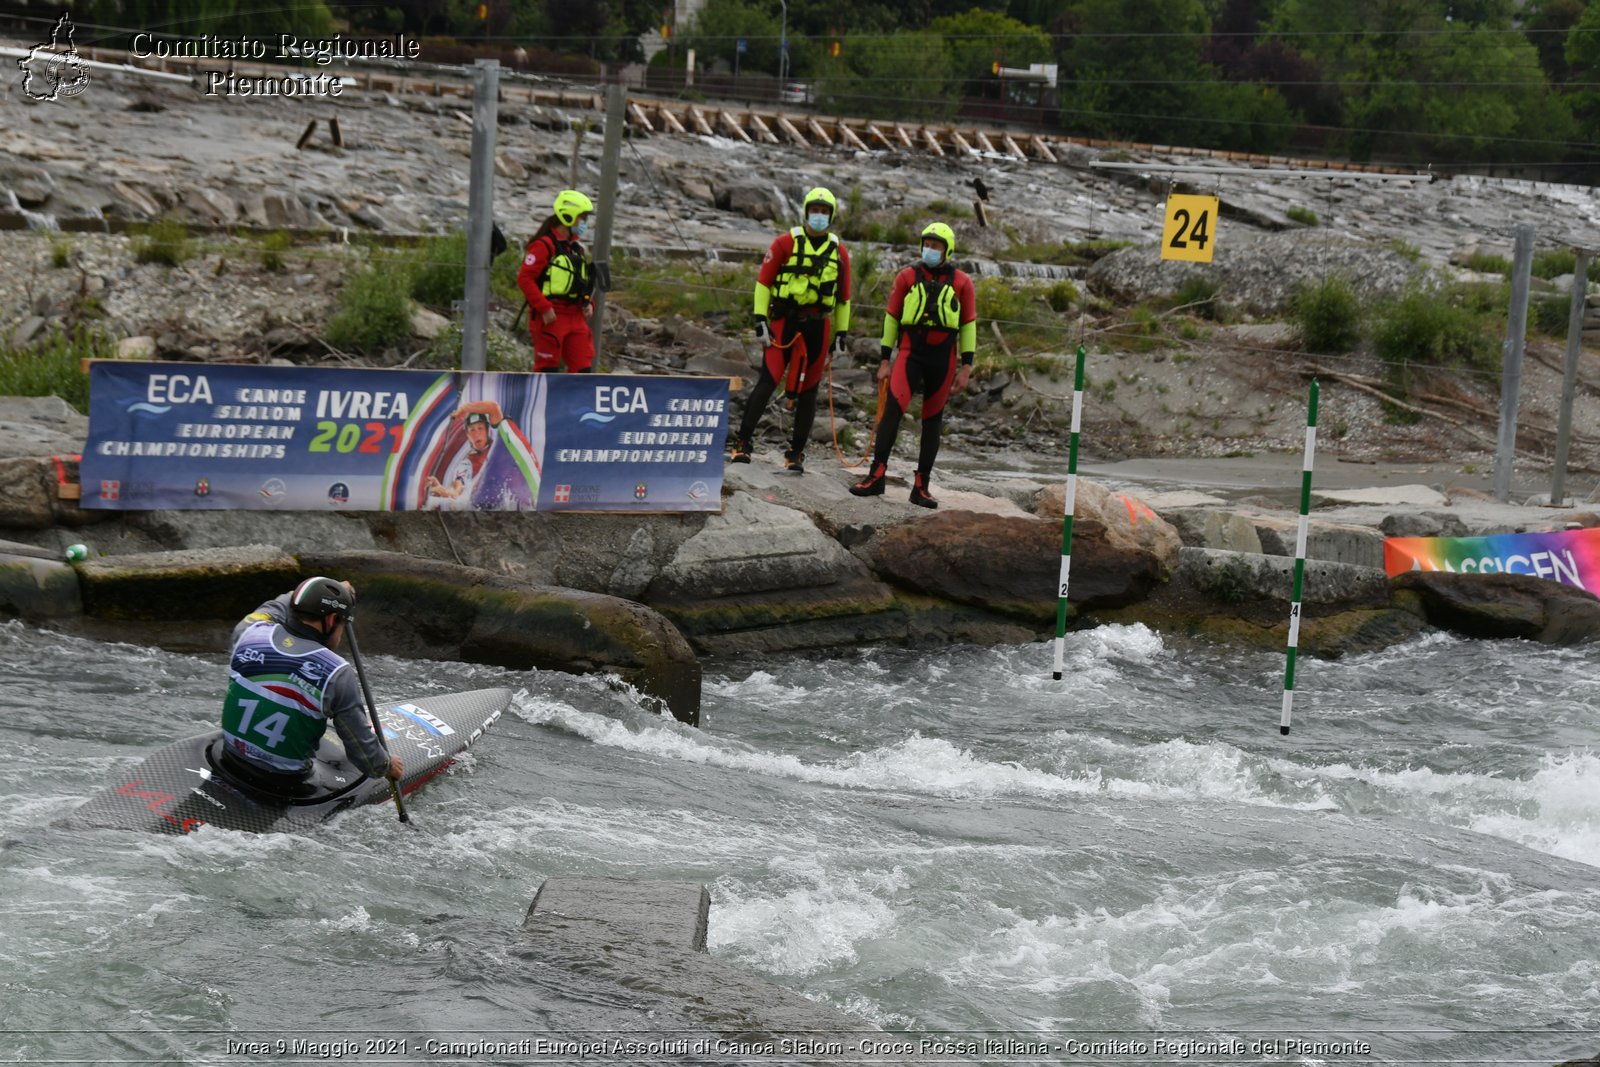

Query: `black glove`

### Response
(830, 331, 848, 357)
(754, 316, 772, 346)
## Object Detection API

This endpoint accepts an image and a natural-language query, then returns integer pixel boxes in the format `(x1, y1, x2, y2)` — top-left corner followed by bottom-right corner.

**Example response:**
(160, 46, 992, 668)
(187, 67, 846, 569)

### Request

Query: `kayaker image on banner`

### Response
(80, 362, 728, 513)
(404, 375, 545, 512)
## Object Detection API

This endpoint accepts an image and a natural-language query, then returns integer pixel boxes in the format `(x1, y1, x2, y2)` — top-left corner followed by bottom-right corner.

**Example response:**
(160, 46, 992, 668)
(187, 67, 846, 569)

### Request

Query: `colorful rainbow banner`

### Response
(1383, 527, 1600, 592)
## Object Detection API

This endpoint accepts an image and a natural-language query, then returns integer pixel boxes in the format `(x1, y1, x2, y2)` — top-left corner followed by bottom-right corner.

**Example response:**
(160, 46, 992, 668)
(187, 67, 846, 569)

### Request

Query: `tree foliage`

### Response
(81, 0, 335, 38)
(816, 31, 957, 121)
(680, 0, 792, 78)
(1058, 0, 1225, 144)
(1266, 0, 1575, 163)
(88, 0, 1600, 171)
(929, 9, 1052, 80)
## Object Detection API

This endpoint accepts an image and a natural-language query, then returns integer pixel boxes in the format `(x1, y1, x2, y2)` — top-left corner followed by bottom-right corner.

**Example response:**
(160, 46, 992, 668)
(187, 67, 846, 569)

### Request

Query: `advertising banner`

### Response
(1383, 527, 1600, 592)
(81, 362, 727, 513)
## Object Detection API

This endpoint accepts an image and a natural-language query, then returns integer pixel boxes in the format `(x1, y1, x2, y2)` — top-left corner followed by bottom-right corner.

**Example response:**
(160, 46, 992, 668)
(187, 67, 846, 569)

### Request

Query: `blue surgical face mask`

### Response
(921, 247, 944, 268)
(575, 219, 591, 240)
(806, 212, 831, 232)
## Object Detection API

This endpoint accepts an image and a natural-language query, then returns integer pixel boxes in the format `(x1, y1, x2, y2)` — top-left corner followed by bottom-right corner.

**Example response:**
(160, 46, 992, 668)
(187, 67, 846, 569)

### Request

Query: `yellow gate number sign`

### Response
(1161, 194, 1219, 263)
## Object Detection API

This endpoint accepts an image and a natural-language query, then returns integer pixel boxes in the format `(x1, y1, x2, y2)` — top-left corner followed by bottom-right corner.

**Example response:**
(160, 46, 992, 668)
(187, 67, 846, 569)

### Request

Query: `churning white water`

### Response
(3, 618, 1599, 1065)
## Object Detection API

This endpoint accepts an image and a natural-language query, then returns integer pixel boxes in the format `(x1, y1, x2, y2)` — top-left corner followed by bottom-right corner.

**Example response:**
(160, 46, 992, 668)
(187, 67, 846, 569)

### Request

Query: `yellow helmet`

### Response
(553, 189, 594, 227)
(921, 222, 956, 258)
(803, 186, 837, 216)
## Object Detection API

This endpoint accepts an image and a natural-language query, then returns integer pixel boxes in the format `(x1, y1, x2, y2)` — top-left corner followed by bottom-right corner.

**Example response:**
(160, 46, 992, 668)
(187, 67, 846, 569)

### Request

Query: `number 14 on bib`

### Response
(1161, 194, 1219, 263)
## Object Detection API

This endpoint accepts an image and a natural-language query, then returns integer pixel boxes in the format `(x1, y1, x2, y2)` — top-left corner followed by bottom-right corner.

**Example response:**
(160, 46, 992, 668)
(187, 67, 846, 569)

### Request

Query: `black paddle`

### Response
(344, 619, 411, 824)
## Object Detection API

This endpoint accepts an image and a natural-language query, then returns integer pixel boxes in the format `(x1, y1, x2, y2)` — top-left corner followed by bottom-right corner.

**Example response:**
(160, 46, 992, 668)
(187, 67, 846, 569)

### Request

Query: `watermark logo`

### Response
(19, 14, 90, 102)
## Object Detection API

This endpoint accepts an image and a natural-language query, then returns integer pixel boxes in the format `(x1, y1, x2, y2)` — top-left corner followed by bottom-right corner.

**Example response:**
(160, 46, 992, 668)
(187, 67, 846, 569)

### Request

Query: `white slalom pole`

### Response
(1281, 378, 1319, 735)
(1052, 344, 1087, 680)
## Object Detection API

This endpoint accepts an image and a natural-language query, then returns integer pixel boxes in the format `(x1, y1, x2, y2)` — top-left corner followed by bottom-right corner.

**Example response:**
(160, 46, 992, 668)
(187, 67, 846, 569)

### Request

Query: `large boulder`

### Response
(1035, 479, 1183, 573)
(1391, 570, 1600, 645)
(714, 182, 788, 222)
(1160, 506, 1264, 553)
(1249, 512, 1385, 569)
(305, 550, 702, 724)
(64, 544, 703, 724)
(1092, 547, 1425, 657)
(645, 491, 895, 650)
(0, 555, 81, 618)
(0, 395, 89, 460)
(872, 481, 1179, 624)
(0, 457, 55, 529)
(1085, 231, 1423, 316)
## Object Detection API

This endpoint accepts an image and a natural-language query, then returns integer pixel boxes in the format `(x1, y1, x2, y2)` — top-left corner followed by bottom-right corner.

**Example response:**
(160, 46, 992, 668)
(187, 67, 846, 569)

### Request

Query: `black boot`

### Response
(783, 448, 805, 473)
(849, 462, 887, 497)
(729, 434, 753, 464)
(909, 470, 938, 509)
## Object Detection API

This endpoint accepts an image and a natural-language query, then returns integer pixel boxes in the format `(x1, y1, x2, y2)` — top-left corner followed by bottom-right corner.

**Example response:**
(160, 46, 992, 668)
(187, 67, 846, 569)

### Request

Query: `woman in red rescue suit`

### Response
(849, 222, 976, 509)
(728, 186, 853, 473)
(517, 189, 597, 373)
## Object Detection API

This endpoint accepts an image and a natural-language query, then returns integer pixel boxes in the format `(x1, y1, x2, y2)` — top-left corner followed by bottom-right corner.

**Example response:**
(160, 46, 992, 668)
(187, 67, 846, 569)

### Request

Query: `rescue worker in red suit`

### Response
(850, 222, 976, 508)
(728, 186, 853, 473)
(517, 189, 596, 373)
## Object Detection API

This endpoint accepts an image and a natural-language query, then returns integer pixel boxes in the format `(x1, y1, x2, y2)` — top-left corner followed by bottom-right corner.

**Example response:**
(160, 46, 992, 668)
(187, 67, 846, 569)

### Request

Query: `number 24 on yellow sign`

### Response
(1161, 194, 1219, 263)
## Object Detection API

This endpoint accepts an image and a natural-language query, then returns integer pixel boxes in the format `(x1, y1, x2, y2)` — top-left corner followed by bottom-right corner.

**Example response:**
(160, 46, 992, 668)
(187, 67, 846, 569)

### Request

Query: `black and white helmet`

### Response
(290, 576, 355, 621)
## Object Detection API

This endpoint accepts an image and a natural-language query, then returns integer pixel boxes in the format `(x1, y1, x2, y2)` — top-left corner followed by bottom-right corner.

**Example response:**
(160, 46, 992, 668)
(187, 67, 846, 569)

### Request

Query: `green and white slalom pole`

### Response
(1280, 378, 1319, 735)
(1052, 344, 1088, 680)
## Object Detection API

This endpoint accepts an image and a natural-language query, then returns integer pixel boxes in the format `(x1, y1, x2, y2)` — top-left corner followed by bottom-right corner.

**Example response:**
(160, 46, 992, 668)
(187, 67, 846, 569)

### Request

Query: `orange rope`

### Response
(828, 363, 888, 469)
(765, 327, 806, 409)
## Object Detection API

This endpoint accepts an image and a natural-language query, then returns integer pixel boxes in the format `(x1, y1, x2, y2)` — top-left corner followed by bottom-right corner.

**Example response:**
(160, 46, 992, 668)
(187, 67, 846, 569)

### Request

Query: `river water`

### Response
(3, 618, 1599, 1066)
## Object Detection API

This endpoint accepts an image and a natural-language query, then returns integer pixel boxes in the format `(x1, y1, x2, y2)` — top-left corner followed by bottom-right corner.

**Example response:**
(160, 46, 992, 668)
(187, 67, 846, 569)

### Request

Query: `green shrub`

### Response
(1466, 251, 1511, 276)
(1003, 238, 1132, 266)
(611, 260, 748, 320)
(133, 219, 192, 266)
(0, 325, 108, 412)
(1173, 275, 1221, 319)
(924, 198, 973, 219)
(1113, 305, 1163, 353)
(410, 230, 470, 309)
(492, 245, 525, 304)
(418, 322, 462, 369)
(1386, 238, 1421, 262)
(1454, 279, 1509, 315)
(325, 255, 414, 353)
(1533, 292, 1575, 337)
(259, 231, 292, 272)
(1044, 279, 1078, 313)
(1532, 248, 1575, 280)
(50, 238, 72, 269)
(1290, 275, 1362, 353)
(1371, 285, 1498, 371)
(1286, 206, 1319, 226)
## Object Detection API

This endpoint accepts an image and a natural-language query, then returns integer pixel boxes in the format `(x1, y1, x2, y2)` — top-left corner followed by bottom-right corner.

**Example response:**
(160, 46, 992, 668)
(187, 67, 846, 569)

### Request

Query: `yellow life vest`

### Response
(772, 229, 840, 309)
(540, 239, 593, 301)
(900, 271, 961, 331)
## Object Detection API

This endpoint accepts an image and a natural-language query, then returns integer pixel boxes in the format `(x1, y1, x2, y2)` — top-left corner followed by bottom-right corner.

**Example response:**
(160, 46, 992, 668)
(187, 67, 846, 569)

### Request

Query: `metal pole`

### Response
(1494, 223, 1534, 503)
(1553, 249, 1590, 507)
(1281, 378, 1319, 737)
(589, 82, 626, 368)
(778, 0, 787, 88)
(461, 59, 499, 373)
(1051, 345, 1087, 681)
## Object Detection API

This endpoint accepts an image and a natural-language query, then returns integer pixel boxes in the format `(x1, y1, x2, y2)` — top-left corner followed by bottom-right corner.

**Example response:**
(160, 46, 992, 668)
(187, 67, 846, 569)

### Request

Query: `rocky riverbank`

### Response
(6, 54, 1600, 698)
(4, 393, 1598, 727)
(8, 47, 1600, 476)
